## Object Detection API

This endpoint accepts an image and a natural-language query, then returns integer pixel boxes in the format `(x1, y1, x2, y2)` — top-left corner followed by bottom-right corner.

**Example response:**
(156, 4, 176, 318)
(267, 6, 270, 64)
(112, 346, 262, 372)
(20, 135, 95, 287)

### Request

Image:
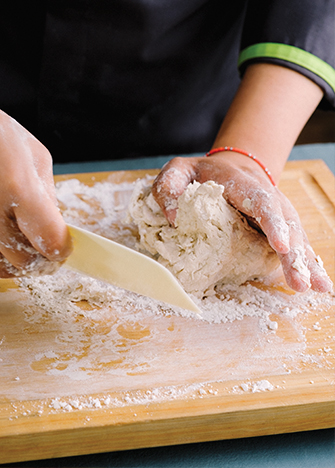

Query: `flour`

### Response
(9, 174, 335, 403)
(19, 268, 335, 375)
(19, 267, 333, 328)
(237, 379, 275, 393)
(47, 382, 214, 413)
(0, 239, 61, 277)
(56, 176, 139, 248)
(17, 175, 334, 325)
(127, 179, 280, 298)
(0, 247, 61, 276)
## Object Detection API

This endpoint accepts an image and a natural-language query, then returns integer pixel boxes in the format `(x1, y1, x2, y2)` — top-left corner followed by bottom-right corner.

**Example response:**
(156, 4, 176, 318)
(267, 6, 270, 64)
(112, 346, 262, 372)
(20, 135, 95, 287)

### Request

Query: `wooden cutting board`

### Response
(0, 160, 334, 464)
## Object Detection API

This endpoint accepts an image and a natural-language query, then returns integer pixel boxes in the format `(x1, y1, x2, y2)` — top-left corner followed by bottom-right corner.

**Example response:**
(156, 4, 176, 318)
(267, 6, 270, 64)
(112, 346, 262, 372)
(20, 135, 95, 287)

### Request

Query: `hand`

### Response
(152, 153, 333, 294)
(0, 110, 72, 278)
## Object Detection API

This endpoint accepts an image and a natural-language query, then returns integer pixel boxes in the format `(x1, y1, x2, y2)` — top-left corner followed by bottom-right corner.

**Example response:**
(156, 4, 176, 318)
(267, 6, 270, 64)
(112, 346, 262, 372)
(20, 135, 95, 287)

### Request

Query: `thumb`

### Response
(152, 157, 197, 225)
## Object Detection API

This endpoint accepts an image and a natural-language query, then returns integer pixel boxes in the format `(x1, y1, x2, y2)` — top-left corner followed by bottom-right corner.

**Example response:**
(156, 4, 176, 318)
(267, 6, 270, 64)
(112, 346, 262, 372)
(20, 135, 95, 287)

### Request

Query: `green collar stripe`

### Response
(238, 43, 335, 92)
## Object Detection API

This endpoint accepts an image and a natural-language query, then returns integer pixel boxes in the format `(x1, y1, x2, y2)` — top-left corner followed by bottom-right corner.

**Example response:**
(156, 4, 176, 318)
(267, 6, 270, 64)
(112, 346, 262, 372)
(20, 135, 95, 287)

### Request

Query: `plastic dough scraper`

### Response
(64, 224, 201, 314)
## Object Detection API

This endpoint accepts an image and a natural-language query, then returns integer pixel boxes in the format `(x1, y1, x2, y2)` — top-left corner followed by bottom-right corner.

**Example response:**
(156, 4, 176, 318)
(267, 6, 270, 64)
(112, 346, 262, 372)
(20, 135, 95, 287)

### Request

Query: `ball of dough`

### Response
(127, 179, 280, 298)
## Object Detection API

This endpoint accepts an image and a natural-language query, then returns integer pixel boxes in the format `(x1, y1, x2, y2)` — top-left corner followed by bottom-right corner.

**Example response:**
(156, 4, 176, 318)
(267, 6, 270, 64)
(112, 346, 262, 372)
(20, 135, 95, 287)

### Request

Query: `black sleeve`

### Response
(239, 0, 335, 109)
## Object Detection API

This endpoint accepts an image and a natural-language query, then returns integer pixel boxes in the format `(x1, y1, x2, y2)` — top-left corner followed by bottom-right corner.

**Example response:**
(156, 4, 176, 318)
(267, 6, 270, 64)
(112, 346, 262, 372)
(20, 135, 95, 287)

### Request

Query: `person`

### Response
(0, 1, 334, 293)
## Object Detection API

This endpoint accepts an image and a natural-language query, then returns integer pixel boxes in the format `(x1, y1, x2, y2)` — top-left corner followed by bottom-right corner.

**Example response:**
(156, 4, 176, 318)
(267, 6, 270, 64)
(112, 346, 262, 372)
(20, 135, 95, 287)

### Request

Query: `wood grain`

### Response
(0, 160, 334, 464)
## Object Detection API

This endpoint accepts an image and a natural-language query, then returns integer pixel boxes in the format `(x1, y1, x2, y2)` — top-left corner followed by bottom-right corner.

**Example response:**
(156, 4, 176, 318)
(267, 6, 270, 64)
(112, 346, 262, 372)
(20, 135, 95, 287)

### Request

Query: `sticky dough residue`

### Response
(127, 179, 280, 298)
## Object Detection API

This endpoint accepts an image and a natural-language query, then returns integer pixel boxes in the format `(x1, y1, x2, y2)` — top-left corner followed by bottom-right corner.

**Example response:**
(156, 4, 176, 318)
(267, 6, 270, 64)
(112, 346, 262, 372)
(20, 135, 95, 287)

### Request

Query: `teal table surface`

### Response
(53, 142, 335, 175)
(2, 429, 335, 468)
(6, 144, 334, 468)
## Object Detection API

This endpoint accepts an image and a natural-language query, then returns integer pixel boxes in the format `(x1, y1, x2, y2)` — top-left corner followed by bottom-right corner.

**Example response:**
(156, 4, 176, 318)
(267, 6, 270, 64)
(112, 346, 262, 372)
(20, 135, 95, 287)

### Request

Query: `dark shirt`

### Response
(0, 0, 334, 163)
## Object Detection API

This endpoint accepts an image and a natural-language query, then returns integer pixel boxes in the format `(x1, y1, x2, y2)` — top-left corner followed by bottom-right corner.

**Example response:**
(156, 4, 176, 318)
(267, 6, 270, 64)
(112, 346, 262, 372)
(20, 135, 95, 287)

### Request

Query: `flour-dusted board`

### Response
(0, 160, 334, 464)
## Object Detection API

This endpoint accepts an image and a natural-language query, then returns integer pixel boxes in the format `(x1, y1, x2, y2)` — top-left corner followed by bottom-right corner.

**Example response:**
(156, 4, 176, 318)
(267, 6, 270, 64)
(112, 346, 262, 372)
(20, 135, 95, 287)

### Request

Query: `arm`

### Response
(211, 62, 323, 182)
(0, 110, 72, 277)
(152, 63, 333, 293)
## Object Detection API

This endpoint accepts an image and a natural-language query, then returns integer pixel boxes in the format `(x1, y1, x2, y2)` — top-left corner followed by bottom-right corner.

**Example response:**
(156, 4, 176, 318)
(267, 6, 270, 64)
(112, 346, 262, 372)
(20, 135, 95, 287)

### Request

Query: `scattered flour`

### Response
(18, 267, 334, 328)
(18, 175, 334, 325)
(6, 175, 334, 411)
(56, 177, 139, 248)
(237, 380, 275, 393)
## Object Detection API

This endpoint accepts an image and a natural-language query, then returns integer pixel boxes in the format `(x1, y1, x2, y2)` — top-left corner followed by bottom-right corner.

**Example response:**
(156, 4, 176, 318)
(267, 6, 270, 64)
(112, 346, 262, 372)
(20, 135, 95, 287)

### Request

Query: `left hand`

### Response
(152, 154, 333, 294)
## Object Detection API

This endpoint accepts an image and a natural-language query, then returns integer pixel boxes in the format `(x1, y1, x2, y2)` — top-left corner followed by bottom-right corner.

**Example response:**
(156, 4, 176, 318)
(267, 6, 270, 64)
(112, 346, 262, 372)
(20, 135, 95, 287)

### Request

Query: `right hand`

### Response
(0, 110, 72, 278)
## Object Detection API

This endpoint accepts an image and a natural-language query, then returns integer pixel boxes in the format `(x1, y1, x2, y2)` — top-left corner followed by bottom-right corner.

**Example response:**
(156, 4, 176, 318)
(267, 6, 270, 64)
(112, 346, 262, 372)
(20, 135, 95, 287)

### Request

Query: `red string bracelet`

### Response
(205, 146, 276, 186)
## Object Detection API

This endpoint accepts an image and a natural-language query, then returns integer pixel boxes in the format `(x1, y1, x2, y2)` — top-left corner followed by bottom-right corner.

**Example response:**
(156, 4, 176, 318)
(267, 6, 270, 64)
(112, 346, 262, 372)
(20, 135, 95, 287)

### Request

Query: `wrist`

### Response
(205, 146, 276, 186)
(211, 133, 288, 184)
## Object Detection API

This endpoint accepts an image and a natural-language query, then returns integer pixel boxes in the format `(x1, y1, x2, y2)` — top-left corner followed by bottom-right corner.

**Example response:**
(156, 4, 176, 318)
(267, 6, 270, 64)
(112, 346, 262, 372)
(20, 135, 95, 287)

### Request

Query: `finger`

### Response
(244, 191, 291, 254)
(0, 208, 67, 276)
(221, 175, 315, 292)
(0, 206, 64, 277)
(277, 216, 318, 292)
(152, 157, 198, 224)
(306, 245, 333, 292)
(275, 197, 333, 292)
(276, 209, 312, 291)
(0, 253, 22, 278)
(251, 193, 332, 293)
(14, 185, 72, 262)
(0, 215, 36, 269)
(0, 250, 61, 278)
(279, 248, 311, 293)
(279, 244, 333, 293)
(222, 179, 291, 254)
(4, 160, 73, 265)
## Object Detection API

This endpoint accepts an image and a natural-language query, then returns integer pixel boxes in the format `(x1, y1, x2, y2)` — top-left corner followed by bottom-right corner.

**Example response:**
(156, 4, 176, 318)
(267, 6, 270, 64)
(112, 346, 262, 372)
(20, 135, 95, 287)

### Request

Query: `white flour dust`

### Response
(6, 175, 334, 406)
(16, 175, 333, 326)
(19, 175, 332, 323)
(19, 267, 333, 327)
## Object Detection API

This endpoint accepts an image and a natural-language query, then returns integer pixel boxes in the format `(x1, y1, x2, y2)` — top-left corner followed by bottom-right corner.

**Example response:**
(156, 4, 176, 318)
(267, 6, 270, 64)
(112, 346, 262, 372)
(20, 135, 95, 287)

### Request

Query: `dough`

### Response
(127, 179, 280, 298)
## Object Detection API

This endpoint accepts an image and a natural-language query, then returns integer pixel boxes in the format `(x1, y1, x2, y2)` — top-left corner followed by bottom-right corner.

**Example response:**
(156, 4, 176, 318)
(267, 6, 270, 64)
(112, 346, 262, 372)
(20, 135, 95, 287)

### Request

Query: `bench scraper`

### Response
(65, 224, 201, 314)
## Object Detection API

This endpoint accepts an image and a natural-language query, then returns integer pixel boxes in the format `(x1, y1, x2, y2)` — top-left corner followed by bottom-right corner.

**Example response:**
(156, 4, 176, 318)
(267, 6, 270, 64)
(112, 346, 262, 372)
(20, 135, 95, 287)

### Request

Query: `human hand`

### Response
(152, 153, 333, 293)
(0, 110, 72, 278)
